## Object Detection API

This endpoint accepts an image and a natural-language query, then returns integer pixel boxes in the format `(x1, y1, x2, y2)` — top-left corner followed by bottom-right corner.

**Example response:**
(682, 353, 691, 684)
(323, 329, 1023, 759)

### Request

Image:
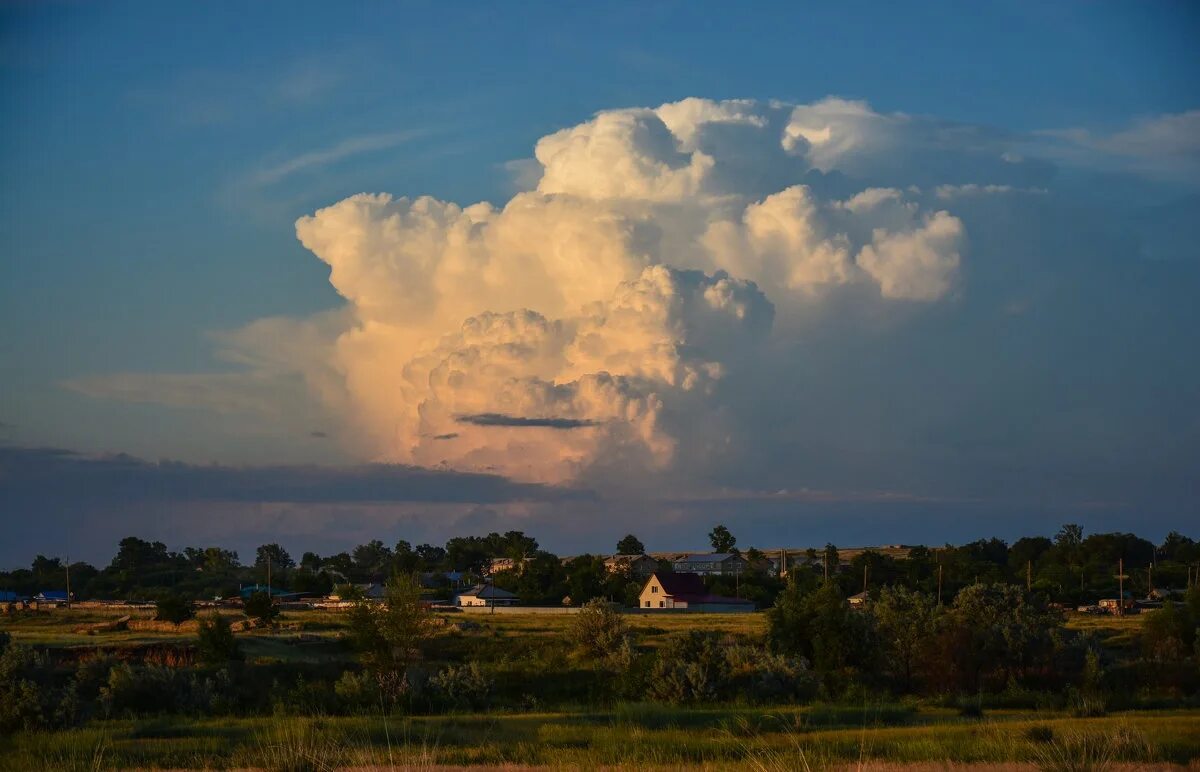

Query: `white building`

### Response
(455, 584, 519, 607)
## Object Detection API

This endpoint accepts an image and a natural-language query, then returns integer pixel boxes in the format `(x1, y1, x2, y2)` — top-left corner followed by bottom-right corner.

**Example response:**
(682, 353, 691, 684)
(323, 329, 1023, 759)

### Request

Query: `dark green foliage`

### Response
(429, 662, 493, 710)
(345, 573, 432, 675)
(243, 591, 279, 623)
(709, 524, 736, 553)
(617, 534, 645, 554)
(648, 631, 729, 704)
(568, 598, 630, 658)
(154, 592, 194, 625)
(195, 613, 242, 666)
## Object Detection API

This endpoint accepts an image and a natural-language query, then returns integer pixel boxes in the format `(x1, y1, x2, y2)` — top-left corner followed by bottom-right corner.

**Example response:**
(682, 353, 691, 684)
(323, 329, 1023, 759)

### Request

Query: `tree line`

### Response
(2, 523, 1198, 608)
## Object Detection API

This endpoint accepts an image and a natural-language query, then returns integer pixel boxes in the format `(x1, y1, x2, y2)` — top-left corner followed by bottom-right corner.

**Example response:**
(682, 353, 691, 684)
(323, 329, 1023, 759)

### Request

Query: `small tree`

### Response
(196, 613, 242, 665)
(709, 524, 736, 554)
(154, 593, 194, 625)
(243, 591, 278, 624)
(616, 534, 645, 555)
(346, 573, 432, 674)
(568, 598, 630, 659)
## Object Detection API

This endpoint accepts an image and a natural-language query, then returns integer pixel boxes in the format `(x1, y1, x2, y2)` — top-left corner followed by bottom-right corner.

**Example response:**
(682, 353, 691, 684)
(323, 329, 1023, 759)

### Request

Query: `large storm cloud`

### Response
(66, 97, 1199, 503)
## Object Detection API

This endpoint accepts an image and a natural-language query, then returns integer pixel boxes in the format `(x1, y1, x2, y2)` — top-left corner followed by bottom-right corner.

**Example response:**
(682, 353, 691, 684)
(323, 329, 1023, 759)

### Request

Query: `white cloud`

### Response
(76, 96, 980, 485)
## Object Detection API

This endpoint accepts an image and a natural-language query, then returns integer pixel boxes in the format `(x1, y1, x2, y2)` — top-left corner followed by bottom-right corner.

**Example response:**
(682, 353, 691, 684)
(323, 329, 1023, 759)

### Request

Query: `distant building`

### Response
(847, 591, 869, 608)
(1098, 594, 1135, 614)
(486, 557, 519, 575)
(32, 590, 70, 606)
(604, 554, 659, 578)
(235, 585, 298, 605)
(638, 572, 753, 612)
(669, 553, 749, 576)
(455, 584, 519, 607)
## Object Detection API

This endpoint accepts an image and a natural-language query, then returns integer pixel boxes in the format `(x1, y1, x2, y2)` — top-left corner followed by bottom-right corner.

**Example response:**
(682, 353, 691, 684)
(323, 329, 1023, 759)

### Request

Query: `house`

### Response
(604, 554, 659, 578)
(34, 590, 70, 603)
(1098, 594, 1135, 614)
(638, 572, 753, 612)
(486, 557, 519, 575)
(0, 591, 26, 603)
(455, 583, 519, 607)
(669, 553, 749, 576)
(847, 591, 869, 608)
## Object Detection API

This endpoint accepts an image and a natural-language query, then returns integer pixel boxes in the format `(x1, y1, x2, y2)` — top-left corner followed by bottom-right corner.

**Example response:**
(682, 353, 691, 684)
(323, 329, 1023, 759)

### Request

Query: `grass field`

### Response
(3, 706, 1198, 770)
(5, 607, 1193, 770)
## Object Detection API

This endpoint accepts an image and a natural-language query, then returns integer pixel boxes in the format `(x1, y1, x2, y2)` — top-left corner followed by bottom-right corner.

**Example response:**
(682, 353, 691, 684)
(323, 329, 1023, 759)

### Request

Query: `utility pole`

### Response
(1115, 558, 1128, 617)
(267, 555, 272, 600)
(862, 564, 868, 595)
(1147, 563, 1153, 599)
(937, 563, 943, 607)
(65, 555, 71, 610)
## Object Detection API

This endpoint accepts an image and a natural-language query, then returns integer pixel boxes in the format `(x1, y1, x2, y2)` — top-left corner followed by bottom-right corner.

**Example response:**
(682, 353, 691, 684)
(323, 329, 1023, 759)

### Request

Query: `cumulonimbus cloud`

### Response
(70, 97, 974, 485)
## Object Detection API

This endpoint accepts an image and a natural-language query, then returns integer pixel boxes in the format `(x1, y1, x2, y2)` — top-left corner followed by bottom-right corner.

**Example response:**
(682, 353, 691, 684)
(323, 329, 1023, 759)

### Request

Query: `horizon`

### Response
(2, 2, 1198, 570)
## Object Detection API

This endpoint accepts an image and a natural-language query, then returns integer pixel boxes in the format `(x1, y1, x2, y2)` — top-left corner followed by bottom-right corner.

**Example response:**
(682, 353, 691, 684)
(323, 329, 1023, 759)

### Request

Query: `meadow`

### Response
(3, 607, 1200, 770)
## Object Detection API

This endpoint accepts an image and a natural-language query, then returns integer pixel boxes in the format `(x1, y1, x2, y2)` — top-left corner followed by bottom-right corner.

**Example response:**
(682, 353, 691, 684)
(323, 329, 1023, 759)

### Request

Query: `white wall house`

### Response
(455, 584, 518, 607)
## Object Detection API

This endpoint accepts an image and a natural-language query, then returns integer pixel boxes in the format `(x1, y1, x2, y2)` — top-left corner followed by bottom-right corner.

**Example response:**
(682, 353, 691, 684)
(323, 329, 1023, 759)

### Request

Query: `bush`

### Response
(725, 645, 818, 703)
(0, 643, 54, 734)
(243, 591, 279, 623)
(429, 662, 493, 710)
(154, 593, 195, 625)
(99, 663, 216, 717)
(568, 599, 629, 659)
(196, 613, 242, 666)
(1024, 724, 1055, 744)
(647, 632, 729, 704)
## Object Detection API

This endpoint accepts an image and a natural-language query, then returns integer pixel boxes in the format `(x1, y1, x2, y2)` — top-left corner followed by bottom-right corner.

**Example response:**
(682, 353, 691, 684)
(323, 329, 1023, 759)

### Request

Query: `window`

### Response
(651, 585, 658, 593)
(645, 600, 650, 607)
(659, 601, 664, 608)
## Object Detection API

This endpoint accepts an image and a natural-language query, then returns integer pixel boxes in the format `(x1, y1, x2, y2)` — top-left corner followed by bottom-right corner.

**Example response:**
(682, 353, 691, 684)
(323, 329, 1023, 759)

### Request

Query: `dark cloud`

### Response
(0, 446, 583, 507)
(433, 433, 459, 440)
(455, 413, 601, 429)
(309, 430, 328, 439)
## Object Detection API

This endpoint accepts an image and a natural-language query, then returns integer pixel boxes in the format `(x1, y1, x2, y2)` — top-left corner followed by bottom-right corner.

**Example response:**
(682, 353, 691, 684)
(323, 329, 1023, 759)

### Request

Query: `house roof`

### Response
(654, 572, 707, 596)
(35, 590, 69, 601)
(674, 553, 743, 563)
(649, 572, 753, 606)
(458, 584, 517, 599)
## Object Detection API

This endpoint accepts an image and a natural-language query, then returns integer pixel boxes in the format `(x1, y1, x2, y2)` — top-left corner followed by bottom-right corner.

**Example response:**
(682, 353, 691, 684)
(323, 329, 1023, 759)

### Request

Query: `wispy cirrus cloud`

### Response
(247, 130, 429, 188)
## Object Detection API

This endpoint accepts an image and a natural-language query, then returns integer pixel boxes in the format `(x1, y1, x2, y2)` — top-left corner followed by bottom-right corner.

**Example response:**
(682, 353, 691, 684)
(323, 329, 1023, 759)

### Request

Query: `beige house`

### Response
(455, 584, 518, 607)
(638, 572, 754, 612)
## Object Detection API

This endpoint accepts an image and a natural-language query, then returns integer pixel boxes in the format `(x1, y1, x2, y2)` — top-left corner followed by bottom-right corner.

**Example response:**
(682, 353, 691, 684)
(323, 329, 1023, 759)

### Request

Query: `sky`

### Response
(1, 1, 1198, 568)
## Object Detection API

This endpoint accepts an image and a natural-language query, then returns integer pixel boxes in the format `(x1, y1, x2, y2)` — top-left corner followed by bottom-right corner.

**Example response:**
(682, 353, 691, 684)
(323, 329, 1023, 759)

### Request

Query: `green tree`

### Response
(346, 573, 432, 674)
(873, 585, 936, 690)
(154, 592, 194, 625)
(709, 524, 736, 553)
(243, 591, 278, 623)
(254, 543, 294, 571)
(353, 539, 394, 577)
(196, 613, 242, 665)
(616, 534, 645, 554)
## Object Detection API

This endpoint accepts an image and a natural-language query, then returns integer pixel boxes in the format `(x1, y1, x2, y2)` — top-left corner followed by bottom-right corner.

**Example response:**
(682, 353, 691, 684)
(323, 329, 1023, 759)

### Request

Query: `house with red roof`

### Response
(637, 572, 754, 612)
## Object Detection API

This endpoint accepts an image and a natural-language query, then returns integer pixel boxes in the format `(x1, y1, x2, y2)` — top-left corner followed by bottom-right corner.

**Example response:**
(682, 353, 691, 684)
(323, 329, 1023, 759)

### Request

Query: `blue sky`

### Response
(1, 2, 1198, 565)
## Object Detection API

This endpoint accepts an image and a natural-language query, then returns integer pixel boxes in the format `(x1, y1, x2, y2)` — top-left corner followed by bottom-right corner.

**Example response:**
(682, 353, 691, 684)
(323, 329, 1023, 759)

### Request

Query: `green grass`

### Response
(2, 707, 1197, 769)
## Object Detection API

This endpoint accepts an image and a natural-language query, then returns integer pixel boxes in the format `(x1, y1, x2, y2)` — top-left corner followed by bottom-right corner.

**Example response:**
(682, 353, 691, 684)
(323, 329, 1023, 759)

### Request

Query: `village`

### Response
(3, 533, 1190, 619)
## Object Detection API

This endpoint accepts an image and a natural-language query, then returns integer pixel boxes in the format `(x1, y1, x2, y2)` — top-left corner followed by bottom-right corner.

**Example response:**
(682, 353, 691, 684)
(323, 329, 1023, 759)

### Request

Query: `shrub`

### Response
(154, 593, 195, 625)
(196, 613, 242, 666)
(244, 591, 279, 623)
(0, 643, 54, 734)
(647, 631, 729, 704)
(429, 662, 493, 710)
(725, 645, 818, 703)
(99, 663, 215, 717)
(346, 573, 432, 674)
(568, 598, 629, 659)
